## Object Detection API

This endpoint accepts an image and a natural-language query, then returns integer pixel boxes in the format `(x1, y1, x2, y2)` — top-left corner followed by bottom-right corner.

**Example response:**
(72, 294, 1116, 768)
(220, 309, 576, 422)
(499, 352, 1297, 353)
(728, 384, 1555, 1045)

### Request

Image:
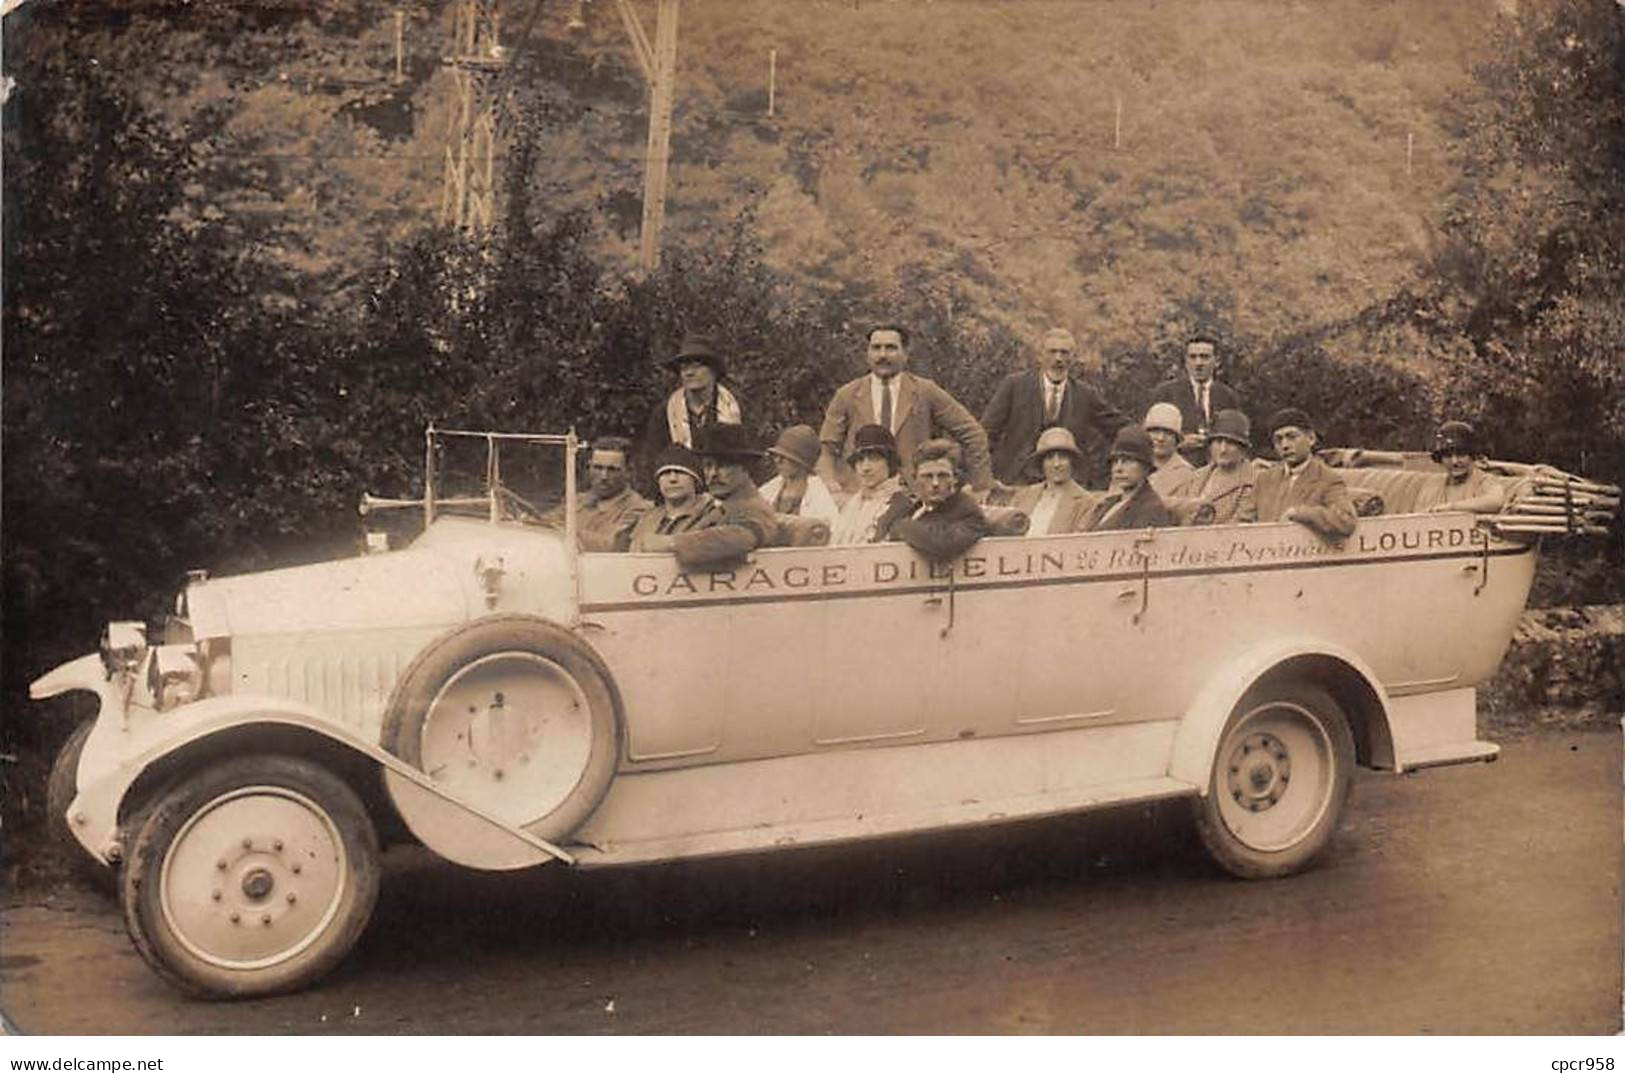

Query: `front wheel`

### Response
(122, 755, 380, 999)
(46, 720, 116, 893)
(1192, 680, 1355, 879)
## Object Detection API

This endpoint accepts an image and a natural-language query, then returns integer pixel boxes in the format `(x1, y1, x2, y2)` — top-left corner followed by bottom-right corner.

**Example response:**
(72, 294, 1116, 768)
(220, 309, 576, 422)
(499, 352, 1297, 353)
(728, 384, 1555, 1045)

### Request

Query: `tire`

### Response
(121, 755, 380, 999)
(380, 615, 621, 843)
(46, 720, 117, 893)
(1192, 679, 1355, 879)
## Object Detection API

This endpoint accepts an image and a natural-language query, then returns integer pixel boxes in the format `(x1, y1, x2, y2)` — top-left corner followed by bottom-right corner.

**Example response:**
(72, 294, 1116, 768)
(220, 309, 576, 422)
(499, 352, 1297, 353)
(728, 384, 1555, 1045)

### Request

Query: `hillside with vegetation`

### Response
(4, 0, 1622, 857)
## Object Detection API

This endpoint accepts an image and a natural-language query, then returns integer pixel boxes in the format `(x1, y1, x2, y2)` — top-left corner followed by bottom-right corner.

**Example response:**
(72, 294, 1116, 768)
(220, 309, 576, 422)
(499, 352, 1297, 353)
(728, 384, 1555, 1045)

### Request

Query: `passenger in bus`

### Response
(543, 435, 651, 551)
(980, 327, 1126, 491)
(758, 425, 840, 525)
(1419, 421, 1509, 515)
(1009, 427, 1100, 535)
(1252, 408, 1357, 539)
(1143, 402, 1195, 498)
(817, 323, 994, 495)
(640, 332, 743, 487)
(887, 439, 990, 561)
(1178, 408, 1258, 524)
(1083, 425, 1178, 531)
(667, 424, 779, 569)
(1148, 331, 1244, 460)
(620, 444, 726, 552)
(829, 424, 912, 545)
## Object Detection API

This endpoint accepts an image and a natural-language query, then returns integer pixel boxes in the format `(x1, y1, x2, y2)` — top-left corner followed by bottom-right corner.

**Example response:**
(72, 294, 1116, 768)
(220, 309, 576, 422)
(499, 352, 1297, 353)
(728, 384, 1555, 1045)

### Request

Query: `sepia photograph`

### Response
(1, 0, 1621, 1046)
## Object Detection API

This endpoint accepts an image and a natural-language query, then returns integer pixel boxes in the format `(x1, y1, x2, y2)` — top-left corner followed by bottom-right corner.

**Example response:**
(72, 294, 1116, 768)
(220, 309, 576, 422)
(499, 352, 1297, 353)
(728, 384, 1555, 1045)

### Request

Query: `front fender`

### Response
(72, 694, 571, 870)
(1167, 638, 1392, 793)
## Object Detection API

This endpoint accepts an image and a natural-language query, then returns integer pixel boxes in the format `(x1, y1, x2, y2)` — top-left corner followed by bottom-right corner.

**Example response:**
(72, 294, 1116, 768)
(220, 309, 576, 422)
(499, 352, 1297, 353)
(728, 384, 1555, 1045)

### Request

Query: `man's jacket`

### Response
(887, 490, 989, 562)
(818, 372, 993, 493)
(981, 370, 1127, 487)
(1250, 456, 1357, 539)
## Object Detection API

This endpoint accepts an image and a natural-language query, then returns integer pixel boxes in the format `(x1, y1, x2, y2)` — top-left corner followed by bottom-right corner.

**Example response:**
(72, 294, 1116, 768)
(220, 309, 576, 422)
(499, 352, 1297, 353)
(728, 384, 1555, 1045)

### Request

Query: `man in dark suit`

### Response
(1148, 332, 1243, 455)
(981, 328, 1127, 490)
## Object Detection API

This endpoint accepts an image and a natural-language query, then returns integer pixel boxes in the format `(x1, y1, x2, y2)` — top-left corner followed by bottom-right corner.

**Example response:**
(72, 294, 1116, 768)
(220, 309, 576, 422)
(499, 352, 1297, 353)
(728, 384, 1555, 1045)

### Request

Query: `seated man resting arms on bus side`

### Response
(886, 439, 990, 561)
(652, 424, 779, 570)
(1009, 427, 1099, 534)
(1177, 408, 1257, 525)
(1419, 421, 1509, 515)
(1251, 408, 1357, 540)
(1083, 425, 1178, 531)
(543, 435, 652, 551)
(830, 424, 912, 545)
(620, 444, 725, 552)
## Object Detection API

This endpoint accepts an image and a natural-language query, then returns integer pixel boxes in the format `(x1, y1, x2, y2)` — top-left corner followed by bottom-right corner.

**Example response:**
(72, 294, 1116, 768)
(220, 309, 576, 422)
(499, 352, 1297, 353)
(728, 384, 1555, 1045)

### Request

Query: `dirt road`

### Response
(2, 729, 1618, 1034)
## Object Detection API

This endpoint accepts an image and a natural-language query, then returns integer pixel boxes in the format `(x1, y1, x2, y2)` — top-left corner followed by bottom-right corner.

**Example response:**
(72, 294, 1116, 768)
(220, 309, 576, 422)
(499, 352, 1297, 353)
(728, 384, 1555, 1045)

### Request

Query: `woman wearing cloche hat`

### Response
(1176, 408, 1258, 524)
(758, 425, 840, 526)
(1008, 427, 1101, 535)
(1082, 425, 1178, 531)
(830, 424, 912, 545)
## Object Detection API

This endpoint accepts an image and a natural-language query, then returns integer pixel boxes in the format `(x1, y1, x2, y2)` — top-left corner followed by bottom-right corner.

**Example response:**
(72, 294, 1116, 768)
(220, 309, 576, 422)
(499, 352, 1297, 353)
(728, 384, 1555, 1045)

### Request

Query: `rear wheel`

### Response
(1193, 680, 1354, 879)
(122, 755, 380, 998)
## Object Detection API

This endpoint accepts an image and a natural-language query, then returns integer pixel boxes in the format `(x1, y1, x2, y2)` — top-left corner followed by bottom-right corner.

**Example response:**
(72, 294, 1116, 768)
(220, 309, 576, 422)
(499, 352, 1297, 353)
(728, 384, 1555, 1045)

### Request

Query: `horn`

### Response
(359, 493, 424, 516)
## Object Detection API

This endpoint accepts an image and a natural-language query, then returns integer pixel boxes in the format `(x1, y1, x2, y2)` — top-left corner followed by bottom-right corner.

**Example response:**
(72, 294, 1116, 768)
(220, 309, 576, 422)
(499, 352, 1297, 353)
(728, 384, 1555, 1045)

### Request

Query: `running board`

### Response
(1398, 740, 1500, 772)
(570, 774, 1198, 868)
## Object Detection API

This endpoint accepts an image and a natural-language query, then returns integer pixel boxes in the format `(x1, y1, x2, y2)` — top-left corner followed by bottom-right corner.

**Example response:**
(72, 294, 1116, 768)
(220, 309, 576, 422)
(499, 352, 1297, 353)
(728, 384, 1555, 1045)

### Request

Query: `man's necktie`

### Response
(1199, 382, 1210, 424)
(1044, 382, 1060, 423)
(879, 377, 893, 432)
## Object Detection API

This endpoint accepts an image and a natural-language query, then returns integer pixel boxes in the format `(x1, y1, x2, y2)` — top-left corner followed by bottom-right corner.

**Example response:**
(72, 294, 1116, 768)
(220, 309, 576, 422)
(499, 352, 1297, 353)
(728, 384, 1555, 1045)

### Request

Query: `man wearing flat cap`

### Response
(1252, 407, 1357, 540)
(640, 331, 745, 487)
(1082, 425, 1178, 531)
(650, 424, 779, 569)
(981, 327, 1127, 490)
(818, 323, 993, 496)
(621, 443, 726, 552)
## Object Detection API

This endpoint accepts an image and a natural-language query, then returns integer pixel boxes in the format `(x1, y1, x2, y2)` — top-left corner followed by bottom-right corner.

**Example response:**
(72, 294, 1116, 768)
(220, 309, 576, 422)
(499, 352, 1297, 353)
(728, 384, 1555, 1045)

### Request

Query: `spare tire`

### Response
(381, 615, 622, 843)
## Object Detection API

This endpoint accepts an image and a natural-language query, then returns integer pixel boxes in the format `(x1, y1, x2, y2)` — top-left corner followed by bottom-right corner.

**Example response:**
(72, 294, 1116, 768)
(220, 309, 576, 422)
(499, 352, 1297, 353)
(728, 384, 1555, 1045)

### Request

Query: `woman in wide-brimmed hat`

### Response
(830, 424, 912, 545)
(758, 425, 840, 526)
(639, 331, 745, 486)
(1008, 427, 1100, 535)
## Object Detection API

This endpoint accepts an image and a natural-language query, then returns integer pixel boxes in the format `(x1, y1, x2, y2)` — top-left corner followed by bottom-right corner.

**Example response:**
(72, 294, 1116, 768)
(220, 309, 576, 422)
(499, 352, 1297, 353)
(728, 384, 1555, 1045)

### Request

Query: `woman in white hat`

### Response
(1009, 427, 1100, 535)
(1143, 401, 1195, 498)
(758, 424, 840, 526)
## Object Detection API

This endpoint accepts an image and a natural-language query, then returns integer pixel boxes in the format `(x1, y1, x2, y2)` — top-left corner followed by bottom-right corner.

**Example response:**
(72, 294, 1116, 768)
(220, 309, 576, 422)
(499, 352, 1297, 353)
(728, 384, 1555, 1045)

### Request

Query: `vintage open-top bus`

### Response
(30, 427, 1619, 997)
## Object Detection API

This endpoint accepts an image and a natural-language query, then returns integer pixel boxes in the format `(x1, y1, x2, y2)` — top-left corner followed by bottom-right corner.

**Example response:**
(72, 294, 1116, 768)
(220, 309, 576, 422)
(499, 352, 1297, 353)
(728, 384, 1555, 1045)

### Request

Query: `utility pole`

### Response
(615, 0, 681, 275)
(441, 0, 506, 232)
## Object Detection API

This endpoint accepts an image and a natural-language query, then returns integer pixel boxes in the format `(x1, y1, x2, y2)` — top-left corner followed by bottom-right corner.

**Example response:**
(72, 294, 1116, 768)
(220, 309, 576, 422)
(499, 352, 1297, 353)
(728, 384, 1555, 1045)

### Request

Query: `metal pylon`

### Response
(441, 0, 506, 232)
